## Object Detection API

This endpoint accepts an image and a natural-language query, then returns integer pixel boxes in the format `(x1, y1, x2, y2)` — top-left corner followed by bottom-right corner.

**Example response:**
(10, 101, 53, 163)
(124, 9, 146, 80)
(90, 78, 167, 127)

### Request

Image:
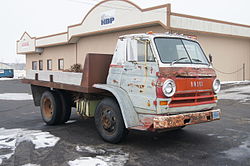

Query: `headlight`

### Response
(162, 79, 176, 97)
(213, 79, 221, 94)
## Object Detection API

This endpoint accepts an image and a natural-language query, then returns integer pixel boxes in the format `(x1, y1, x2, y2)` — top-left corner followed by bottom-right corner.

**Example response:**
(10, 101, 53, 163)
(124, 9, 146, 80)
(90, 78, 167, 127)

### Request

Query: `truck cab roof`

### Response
(119, 32, 197, 41)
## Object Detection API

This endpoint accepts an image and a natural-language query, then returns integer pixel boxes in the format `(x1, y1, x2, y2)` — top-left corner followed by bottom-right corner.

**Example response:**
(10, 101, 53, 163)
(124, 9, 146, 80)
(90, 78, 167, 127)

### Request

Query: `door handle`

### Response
(124, 68, 133, 71)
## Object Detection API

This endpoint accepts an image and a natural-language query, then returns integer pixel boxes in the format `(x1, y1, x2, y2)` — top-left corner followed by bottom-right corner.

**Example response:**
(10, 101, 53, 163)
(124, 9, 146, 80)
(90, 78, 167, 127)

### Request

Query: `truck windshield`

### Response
(154, 38, 209, 65)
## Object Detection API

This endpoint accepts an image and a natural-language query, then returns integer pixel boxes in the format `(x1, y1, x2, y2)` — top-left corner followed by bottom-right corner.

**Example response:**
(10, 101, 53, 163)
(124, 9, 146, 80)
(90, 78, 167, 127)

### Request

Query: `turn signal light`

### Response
(147, 31, 154, 34)
(160, 101, 168, 106)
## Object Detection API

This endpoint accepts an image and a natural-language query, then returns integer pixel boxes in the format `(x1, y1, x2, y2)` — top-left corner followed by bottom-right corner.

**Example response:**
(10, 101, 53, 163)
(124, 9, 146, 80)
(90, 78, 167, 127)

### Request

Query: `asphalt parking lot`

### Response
(0, 79, 250, 166)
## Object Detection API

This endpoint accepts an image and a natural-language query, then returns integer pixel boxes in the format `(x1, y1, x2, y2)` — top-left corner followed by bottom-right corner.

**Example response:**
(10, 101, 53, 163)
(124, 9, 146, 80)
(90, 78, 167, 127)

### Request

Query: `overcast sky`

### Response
(0, 0, 249, 63)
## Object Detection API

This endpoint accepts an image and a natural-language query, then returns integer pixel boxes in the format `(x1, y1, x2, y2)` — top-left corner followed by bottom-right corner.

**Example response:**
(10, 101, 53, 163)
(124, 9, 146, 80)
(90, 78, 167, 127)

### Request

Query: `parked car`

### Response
(0, 69, 14, 78)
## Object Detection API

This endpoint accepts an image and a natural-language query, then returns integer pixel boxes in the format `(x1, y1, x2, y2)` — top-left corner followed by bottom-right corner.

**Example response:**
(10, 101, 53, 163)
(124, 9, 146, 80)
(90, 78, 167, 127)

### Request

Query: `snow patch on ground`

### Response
(65, 120, 77, 124)
(68, 157, 108, 166)
(21, 164, 40, 166)
(221, 129, 250, 160)
(222, 139, 250, 160)
(207, 133, 228, 139)
(76, 145, 106, 155)
(69, 146, 129, 166)
(0, 93, 33, 100)
(0, 128, 60, 165)
(16, 130, 60, 149)
(219, 85, 250, 104)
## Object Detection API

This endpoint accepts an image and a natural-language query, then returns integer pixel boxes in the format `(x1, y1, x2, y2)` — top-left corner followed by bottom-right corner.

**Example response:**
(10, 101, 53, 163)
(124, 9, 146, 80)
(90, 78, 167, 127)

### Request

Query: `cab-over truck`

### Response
(23, 33, 221, 143)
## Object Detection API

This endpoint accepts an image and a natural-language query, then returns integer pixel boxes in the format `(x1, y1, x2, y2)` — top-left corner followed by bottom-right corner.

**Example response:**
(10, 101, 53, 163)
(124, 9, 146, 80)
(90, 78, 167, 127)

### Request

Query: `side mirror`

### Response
(209, 54, 213, 63)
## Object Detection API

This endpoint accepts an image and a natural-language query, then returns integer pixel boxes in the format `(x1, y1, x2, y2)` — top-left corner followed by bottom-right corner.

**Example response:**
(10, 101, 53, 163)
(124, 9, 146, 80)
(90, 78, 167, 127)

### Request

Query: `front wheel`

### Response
(94, 98, 127, 143)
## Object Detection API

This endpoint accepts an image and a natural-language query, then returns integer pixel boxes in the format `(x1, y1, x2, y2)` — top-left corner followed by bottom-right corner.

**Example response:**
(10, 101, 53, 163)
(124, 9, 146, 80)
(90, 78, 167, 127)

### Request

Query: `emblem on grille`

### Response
(191, 81, 204, 88)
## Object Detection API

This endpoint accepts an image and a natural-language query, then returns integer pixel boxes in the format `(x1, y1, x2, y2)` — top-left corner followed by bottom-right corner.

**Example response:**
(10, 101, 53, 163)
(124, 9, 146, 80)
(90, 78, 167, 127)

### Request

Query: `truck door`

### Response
(120, 38, 159, 114)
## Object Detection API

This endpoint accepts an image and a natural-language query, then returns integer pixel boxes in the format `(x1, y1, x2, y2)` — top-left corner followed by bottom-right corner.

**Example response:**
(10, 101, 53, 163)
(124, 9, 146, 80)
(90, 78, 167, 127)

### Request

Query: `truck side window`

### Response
(137, 41, 155, 62)
(147, 44, 154, 62)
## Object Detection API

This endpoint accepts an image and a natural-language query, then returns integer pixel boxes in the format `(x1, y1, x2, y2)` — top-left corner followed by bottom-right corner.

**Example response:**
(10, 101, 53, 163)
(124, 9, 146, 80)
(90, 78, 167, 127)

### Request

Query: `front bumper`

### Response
(153, 109, 221, 129)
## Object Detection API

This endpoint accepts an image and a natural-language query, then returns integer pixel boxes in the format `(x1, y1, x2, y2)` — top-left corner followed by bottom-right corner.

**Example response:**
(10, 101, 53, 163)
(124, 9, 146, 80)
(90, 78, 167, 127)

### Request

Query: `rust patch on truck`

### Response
(130, 109, 220, 131)
(159, 67, 216, 78)
(153, 109, 221, 129)
(151, 81, 156, 87)
(150, 67, 153, 74)
(112, 80, 119, 84)
(128, 83, 145, 89)
(147, 100, 151, 107)
(128, 83, 133, 86)
(135, 85, 145, 89)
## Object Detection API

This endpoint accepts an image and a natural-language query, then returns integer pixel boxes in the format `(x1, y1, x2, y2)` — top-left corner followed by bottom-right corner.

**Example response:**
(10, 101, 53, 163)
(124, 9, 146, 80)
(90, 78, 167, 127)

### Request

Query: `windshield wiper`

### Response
(192, 58, 202, 63)
(171, 57, 188, 66)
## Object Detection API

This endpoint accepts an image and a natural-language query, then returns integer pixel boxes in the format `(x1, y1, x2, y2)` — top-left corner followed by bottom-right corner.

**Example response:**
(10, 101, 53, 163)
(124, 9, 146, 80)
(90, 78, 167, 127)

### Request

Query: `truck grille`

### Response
(169, 91, 215, 108)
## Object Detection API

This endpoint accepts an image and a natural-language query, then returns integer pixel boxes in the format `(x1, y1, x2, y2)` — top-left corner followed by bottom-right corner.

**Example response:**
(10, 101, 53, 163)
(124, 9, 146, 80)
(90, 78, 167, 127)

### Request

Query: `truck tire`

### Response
(94, 98, 127, 143)
(58, 91, 71, 123)
(40, 91, 62, 125)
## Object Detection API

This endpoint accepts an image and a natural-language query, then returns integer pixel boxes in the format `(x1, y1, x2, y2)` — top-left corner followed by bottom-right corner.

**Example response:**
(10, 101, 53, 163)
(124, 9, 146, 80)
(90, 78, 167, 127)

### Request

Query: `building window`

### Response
(39, 60, 43, 70)
(58, 59, 64, 70)
(32, 61, 37, 70)
(47, 59, 52, 70)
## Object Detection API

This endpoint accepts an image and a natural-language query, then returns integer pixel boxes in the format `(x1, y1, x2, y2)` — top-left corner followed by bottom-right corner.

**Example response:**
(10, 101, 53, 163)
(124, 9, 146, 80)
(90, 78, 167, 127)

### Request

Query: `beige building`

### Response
(17, 0, 250, 81)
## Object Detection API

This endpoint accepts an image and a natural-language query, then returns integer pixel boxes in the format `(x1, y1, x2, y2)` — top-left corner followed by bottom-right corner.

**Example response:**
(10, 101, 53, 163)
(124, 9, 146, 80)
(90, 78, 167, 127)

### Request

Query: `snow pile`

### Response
(219, 85, 250, 104)
(0, 93, 33, 100)
(69, 146, 129, 166)
(0, 128, 60, 165)
(221, 80, 250, 85)
(14, 70, 26, 79)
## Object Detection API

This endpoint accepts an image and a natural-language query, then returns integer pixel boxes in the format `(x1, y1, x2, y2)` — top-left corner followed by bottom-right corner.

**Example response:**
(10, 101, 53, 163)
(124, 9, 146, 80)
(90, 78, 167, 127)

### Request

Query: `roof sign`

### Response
(101, 10, 115, 26)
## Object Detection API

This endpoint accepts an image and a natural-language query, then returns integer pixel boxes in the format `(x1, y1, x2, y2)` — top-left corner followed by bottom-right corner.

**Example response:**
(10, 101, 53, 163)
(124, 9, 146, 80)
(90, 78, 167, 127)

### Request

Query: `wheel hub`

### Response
(43, 98, 53, 120)
(101, 109, 116, 132)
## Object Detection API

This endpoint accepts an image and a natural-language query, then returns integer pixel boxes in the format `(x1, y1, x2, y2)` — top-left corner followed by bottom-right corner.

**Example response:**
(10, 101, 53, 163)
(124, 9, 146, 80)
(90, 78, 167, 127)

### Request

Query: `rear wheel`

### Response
(40, 91, 62, 125)
(94, 98, 127, 143)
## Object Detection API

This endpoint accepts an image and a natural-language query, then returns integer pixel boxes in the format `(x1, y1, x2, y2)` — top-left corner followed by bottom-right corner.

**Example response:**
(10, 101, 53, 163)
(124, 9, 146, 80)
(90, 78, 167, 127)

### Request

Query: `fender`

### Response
(93, 84, 141, 128)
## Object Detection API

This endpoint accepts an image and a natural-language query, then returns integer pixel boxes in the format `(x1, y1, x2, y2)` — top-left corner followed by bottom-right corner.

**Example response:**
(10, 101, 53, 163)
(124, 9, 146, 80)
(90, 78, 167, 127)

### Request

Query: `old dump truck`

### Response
(23, 33, 221, 143)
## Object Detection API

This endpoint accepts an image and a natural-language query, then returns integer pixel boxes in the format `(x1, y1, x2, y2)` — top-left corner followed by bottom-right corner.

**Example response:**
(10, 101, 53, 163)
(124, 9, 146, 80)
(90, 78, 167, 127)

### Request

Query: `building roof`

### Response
(17, 0, 250, 54)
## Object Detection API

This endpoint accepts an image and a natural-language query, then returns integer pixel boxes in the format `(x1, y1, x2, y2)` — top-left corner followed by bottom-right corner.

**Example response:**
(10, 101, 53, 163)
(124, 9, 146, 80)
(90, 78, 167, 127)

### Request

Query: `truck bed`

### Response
(22, 53, 113, 93)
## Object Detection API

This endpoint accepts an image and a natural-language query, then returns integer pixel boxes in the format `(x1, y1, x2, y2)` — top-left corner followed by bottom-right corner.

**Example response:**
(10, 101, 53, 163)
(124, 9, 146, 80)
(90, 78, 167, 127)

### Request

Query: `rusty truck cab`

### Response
(107, 32, 221, 131)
